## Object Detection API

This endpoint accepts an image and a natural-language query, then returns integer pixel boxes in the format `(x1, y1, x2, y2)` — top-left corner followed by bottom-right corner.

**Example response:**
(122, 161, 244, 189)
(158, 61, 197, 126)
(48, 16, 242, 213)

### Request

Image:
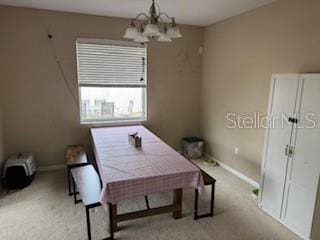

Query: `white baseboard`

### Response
(205, 154, 260, 188)
(38, 164, 66, 172)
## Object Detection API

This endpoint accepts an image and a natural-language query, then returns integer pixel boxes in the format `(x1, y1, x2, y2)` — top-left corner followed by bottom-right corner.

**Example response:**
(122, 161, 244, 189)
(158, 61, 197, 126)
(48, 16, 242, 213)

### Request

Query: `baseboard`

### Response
(38, 164, 66, 172)
(205, 153, 260, 188)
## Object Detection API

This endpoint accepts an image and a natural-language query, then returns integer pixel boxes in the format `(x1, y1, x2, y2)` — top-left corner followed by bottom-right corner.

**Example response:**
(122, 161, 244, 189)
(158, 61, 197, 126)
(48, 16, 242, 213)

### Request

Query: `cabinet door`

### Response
(260, 75, 300, 218)
(282, 75, 320, 238)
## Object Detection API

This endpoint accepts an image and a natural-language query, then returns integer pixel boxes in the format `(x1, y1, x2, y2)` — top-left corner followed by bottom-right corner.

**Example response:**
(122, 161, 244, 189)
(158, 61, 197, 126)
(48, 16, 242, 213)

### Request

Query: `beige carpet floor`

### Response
(0, 161, 300, 240)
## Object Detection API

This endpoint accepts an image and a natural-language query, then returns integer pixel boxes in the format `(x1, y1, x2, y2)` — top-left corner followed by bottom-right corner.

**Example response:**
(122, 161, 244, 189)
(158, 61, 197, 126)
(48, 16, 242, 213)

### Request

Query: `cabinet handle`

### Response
(289, 117, 298, 124)
(285, 145, 289, 156)
(288, 146, 294, 157)
(285, 145, 294, 157)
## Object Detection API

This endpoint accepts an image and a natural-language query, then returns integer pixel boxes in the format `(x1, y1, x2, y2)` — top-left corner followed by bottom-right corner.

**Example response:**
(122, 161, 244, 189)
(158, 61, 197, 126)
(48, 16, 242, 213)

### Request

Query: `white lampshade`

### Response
(167, 26, 182, 38)
(157, 32, 172, 42)
(143, 23, 160, 37)
(123, 26, 138, 39)
(134, 32, 150, 43)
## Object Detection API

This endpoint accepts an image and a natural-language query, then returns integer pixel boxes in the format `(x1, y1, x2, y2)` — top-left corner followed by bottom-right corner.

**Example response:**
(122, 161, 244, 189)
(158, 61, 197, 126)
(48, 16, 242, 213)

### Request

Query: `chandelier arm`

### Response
(158, 12, 173, 21)
(133, 12, 149, 21)
(157, 16, 172, 33)
(156, 16, 165, 30)
(158, 16, 167, 25)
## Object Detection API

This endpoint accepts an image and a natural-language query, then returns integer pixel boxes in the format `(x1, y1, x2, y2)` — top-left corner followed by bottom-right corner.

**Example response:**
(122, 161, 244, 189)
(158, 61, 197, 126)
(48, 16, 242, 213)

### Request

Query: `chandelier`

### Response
(123, 0, 182, 43)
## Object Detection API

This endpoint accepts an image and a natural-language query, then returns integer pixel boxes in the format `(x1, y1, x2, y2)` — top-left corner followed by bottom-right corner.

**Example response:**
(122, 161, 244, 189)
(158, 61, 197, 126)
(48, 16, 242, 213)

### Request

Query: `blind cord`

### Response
(34, 8, 79, 110)
(47, 34, 79, 109)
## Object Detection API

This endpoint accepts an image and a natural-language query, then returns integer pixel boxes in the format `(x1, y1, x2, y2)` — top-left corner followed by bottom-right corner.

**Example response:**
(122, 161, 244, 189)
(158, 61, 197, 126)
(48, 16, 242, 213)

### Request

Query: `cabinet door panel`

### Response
(284, 183, 312, 236)
(283, 75, 320, 238)
(261, 75, 299, 218)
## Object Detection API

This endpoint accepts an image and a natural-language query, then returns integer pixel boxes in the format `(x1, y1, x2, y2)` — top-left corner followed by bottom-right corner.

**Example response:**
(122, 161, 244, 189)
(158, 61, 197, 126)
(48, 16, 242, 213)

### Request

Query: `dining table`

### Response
(90, 125, 204, 239)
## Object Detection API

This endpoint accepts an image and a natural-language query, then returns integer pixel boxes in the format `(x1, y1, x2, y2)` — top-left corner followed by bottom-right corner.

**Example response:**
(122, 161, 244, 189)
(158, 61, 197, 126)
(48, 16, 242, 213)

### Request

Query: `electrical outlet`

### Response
(198, 46, 203, 55)
(234, 147, 239, 155)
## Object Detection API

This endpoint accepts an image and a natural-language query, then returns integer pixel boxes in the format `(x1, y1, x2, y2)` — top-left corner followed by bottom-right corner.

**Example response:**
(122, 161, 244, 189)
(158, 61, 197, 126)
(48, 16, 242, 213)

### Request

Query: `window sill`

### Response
(80, 119, 147, 128)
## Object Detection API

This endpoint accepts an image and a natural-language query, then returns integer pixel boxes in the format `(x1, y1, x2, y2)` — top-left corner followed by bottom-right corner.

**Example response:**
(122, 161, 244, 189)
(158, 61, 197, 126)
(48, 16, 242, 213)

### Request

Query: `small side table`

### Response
(66, 145, 90, 196)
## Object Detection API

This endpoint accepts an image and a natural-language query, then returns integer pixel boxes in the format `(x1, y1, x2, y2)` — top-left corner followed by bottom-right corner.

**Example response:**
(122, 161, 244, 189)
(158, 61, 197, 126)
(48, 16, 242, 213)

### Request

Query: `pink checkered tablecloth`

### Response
(90, 125, 204, 204)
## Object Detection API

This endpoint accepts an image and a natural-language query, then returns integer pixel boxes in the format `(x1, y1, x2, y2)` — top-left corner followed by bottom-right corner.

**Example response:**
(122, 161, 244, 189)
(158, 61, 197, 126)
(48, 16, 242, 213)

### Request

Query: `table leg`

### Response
(173, 189, 182, 219)
(107, 204, 116, 240)
(109, 204, 118, 232)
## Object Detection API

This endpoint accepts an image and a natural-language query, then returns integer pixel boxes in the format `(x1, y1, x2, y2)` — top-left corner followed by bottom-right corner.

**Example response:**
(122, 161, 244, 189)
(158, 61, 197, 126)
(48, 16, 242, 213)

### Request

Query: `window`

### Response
(76, 38, 147, 124)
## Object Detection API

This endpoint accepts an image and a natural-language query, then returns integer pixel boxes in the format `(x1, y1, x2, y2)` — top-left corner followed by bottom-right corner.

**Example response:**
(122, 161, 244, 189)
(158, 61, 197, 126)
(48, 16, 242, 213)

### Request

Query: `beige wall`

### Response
(201, 0, 320, 238)
(0, 6, 203, 166)
(0, 104, 5, 172)
(201, 0, 320, 182)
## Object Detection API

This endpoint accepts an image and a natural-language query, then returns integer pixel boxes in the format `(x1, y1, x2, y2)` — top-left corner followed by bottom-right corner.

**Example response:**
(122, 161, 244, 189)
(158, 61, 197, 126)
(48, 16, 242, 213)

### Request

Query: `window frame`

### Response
(76, 38, 147, 125)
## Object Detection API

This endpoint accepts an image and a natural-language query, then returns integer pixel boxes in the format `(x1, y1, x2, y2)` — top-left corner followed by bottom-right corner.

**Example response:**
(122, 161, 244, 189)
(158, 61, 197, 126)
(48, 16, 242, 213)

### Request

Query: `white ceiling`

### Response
(0, 0, 276, 26)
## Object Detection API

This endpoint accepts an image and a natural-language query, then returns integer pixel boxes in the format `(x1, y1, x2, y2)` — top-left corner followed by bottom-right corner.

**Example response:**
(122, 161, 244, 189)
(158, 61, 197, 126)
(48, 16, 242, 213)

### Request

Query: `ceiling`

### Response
(0, 0, 276, 26)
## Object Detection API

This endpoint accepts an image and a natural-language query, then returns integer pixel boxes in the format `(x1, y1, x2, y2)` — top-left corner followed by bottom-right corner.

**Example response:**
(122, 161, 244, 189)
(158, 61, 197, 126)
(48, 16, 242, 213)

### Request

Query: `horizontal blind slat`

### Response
(78, 49, 145, 54)
(77, 41, 147, 86)
(78, 60, 144, 66)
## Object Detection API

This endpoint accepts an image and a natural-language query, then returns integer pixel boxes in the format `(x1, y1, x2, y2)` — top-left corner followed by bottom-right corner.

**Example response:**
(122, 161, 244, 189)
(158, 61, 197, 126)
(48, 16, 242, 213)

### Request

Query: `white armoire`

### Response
(259, 74, 320, 240)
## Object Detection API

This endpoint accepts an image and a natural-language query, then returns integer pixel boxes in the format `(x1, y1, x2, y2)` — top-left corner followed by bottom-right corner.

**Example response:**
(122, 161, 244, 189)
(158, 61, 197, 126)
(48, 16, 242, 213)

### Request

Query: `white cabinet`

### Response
(260, 74, 320, 240)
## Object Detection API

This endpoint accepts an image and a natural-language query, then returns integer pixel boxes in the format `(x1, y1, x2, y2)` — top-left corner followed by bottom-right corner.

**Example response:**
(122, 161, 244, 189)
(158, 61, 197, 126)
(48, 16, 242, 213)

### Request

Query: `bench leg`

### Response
(194, 183, 215, 220)
(86, 207, 92, 240)
(72, 177, 77, 204)
(72, 177, 81, 204)
(173, 189, 182, 219)
(210, 183, 215, 217)
(194, 189, 199, 220)
(68, 167, 72, 196)
(145, 195, 150, 210)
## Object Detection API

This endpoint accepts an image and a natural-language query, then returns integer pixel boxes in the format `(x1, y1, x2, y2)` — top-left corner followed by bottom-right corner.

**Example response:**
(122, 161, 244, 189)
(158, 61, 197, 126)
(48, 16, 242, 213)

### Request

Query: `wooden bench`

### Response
(66, 145, 90, 196)
(71, 165, 102, 240)
(194, 169, 216, 220)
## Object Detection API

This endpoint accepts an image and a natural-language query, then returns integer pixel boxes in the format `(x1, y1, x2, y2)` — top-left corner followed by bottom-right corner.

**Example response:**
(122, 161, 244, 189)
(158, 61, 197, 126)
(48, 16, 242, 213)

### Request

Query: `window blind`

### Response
(76, 39, 147, 86)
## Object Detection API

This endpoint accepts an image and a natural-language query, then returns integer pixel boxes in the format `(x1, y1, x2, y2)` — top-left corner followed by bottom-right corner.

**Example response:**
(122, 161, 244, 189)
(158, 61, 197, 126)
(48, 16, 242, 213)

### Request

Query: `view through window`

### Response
(76, 39, 147, 123)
